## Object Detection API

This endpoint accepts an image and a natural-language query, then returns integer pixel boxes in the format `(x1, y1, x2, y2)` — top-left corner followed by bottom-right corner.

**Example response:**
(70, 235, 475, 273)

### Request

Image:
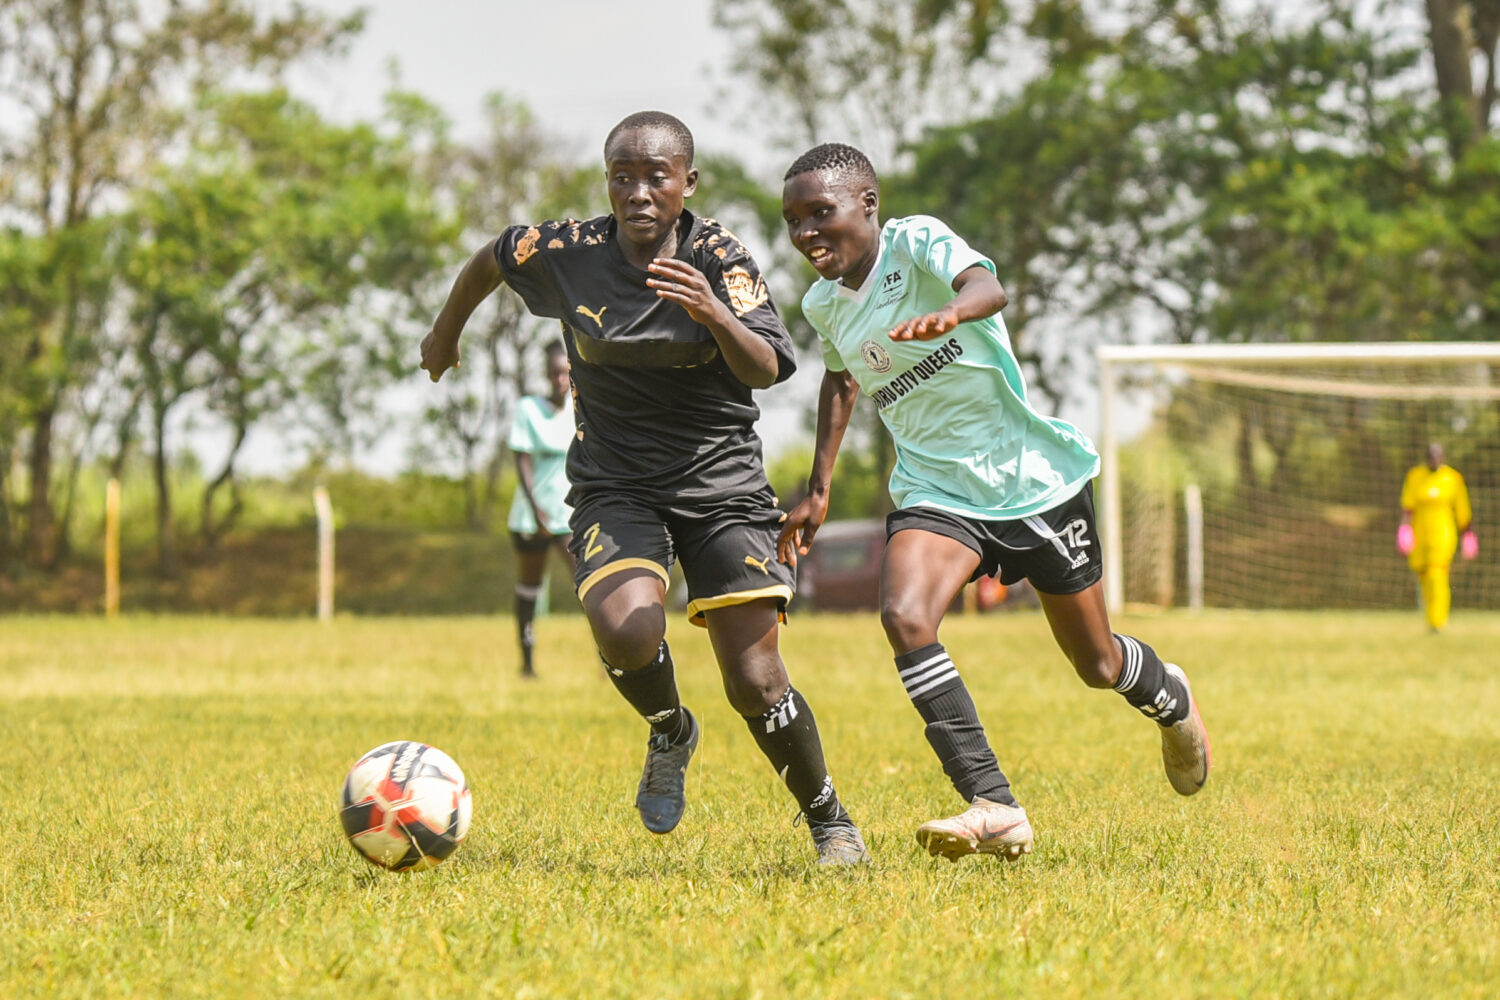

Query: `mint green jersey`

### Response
(506, 394, 574, 534)
(801, 215, 1099, 521)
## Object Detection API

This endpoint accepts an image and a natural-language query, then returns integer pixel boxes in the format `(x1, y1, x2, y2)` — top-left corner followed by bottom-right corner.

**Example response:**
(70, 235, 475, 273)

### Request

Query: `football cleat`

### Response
(915, 797, 1033, 862)
(806, 816, 871, 866)
(634, 708, 699, 834)
(1161, 663, 1211, 795)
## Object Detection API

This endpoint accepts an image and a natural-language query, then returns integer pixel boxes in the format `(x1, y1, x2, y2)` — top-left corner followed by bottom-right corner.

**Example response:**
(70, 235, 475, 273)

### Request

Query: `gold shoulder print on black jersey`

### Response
(518, 218, 611, 263)
(694, 219, 765, 315)
(513, 227, 541, 265)
(723, 266, 769, 317)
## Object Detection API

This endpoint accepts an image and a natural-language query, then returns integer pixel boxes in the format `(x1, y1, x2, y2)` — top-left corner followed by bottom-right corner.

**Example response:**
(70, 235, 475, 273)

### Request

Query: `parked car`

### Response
(796, 517, 1040, 613)
(797, 519, 885, 611)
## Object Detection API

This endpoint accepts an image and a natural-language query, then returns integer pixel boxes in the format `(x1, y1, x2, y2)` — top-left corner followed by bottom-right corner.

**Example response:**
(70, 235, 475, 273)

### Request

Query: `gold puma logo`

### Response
(576, 304, 607, 328)
(744, 555, 770, 575)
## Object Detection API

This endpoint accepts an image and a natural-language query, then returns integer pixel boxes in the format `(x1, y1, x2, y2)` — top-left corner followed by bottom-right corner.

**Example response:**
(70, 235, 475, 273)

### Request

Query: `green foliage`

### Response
(733, 0, 1499, 384)
(4, 613, 1499, 996)
(0, 0, 367, 567)
(282, 470, 509, 533)
(114, 87, 459, 566)
(768, 442, 891, 519)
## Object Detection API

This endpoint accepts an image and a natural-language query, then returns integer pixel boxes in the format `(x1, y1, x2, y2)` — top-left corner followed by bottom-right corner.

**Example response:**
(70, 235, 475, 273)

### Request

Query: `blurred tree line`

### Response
(0, 0, 598, 579)
(714, 0, 1500, 544)
(2, 0, 1497, 590)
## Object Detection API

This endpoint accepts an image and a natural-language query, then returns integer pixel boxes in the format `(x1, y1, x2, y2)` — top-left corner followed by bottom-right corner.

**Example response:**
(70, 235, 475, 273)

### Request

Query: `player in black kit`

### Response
(421, 112, 868, 865)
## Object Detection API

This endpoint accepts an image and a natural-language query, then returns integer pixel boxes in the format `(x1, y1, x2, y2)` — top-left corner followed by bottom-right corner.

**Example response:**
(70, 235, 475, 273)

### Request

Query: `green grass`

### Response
(3, 611, 1497, 998)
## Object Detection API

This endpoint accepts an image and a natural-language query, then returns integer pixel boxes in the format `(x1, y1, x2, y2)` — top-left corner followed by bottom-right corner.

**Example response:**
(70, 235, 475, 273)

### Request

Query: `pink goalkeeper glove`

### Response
(1397, 523, 1414, 556)
(1462, 530, 1478, 560)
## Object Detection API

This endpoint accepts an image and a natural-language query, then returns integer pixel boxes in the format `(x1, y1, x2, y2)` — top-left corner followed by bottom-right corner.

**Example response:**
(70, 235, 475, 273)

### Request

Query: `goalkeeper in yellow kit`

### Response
(1399, 443, 1477, 631)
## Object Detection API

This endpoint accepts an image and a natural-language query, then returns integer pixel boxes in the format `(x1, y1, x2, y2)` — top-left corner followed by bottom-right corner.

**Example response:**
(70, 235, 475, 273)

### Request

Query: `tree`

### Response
(0, 0, 361, 567)
(1425, 0, 1500, 155)
(711, 0, 1013, 163)
(121, 88, 457, 570)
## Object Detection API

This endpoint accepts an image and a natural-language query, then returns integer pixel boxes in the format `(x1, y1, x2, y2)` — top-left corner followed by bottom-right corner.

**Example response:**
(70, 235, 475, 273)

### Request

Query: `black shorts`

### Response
(886, 482, 1103, 596)
(568, 489, 794, 626)
(510, 530, 569, 555)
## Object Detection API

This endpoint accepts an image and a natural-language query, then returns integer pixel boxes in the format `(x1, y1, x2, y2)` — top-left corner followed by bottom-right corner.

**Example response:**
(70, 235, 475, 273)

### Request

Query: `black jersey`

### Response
(495, 210, 796, 505)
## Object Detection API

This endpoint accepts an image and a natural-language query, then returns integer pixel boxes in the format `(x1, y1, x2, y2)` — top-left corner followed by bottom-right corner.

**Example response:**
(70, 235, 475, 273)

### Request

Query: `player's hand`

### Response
(1462, 529, 1478, 560)
(646, 258, 729, 326)
(1396, 523, 1414, 556)
(420, 330, 461, 382)
(778, 494, 830, 567)
(890, 306, 960, 342)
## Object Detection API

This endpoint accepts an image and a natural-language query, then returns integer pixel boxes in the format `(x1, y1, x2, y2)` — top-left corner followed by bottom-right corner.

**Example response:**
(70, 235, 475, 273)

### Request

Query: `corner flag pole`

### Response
(104, 478, 121, 618)
(314, 486, 334, 622)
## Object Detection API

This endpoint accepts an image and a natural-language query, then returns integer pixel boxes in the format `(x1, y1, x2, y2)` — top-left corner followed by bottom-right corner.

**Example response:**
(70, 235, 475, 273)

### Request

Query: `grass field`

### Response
(4, 611, 1498, 998)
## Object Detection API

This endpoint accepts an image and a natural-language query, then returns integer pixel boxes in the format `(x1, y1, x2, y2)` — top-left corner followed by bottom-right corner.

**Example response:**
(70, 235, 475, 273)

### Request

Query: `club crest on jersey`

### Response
(860, 340, 893, 374)
(874, 268, 907, 307)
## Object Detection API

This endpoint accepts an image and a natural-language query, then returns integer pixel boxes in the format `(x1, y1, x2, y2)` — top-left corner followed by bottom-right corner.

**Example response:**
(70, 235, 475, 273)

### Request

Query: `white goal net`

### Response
(1097, 344, 1500, 612)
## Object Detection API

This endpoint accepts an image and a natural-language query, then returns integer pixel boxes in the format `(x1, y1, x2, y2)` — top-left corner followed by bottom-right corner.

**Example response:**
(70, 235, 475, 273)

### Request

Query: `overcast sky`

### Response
(294, 0, 754, 167)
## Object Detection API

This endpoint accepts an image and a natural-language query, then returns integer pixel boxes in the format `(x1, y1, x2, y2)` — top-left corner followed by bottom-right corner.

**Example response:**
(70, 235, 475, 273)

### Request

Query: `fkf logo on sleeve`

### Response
(874, 268, 907, 307)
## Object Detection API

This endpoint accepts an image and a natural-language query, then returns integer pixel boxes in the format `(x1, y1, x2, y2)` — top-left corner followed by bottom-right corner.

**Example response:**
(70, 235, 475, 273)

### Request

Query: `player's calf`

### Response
(895, 643, 1017, 806)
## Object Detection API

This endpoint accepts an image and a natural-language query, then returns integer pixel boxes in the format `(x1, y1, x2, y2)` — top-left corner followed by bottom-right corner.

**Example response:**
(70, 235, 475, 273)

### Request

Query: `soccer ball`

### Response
(339, 741, 472, 871)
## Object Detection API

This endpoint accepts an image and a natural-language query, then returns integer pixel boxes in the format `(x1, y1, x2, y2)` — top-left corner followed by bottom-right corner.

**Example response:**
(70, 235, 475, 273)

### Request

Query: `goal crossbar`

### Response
(1098, 342, 1500, 365)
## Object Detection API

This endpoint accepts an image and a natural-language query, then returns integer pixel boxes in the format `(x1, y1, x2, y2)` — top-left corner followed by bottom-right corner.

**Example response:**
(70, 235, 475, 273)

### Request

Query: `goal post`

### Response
(1097, 342, 1500, 613)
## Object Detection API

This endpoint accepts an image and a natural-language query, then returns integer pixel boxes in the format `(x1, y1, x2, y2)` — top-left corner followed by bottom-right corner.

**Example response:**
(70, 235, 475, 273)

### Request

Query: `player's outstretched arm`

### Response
(646, 257, 780, 388)
(779, 368, 861, 566)
(889, 265, 1008, 342)
(421, 239, 504, 382)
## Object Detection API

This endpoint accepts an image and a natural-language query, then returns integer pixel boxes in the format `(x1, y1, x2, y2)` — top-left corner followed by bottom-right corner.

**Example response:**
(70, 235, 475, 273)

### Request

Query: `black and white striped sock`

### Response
(895, 643, 1016, 806)
(1113, 634, 1189, 726)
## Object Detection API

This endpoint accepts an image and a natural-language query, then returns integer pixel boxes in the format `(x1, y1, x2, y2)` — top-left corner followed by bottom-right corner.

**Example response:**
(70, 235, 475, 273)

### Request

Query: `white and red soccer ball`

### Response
(340, 741, 471, 871)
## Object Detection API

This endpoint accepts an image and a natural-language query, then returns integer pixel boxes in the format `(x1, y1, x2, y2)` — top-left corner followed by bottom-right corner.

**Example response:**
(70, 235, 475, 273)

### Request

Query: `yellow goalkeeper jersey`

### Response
(1401, 464, 1471, 546)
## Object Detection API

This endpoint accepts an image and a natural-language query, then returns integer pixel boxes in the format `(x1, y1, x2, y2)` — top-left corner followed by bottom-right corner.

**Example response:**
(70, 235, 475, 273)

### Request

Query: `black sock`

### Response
(896, 643, 1016, 806)
(1113, 634, 1190, 726)
(514, 584, 540, 675)
(602, 641, 688, 741)
(743, 686, 847, 826)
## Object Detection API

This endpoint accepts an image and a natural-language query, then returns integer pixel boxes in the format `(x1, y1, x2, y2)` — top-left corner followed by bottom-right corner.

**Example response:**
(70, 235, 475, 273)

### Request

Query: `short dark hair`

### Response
(545, 339, 567, 359)
(604, 111, 694, 166)
(784, 143, 878, 188)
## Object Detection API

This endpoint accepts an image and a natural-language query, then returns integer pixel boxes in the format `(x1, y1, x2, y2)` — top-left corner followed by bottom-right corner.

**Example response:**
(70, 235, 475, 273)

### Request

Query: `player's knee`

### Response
(720, 654, 787, 716)
(1071, 647, 1121, 689)
(590, 610, 665, 672)
(880, 595, 938, 651)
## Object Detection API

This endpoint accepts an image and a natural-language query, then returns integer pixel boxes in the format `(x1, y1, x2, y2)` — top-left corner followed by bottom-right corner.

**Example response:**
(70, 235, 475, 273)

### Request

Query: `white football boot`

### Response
(915, 797, 1034, 862)
(1161, 663, 1211, 795)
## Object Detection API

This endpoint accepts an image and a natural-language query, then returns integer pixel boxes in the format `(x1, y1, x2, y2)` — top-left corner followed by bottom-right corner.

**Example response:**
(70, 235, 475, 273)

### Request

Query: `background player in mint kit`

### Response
(421, 113, 868, 865)
(777, 143, 1211, 862)
(506, 339, 576, 679)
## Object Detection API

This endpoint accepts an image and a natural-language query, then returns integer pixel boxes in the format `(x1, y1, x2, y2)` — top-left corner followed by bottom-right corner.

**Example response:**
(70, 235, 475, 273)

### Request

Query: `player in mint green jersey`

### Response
(778, 143, 1211, 862)
(507, 340, 576, 678)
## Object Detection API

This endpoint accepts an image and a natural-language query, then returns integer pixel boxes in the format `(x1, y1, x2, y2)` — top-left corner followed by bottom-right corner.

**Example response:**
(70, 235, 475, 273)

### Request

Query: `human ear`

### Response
(683, 167, 700, 199)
